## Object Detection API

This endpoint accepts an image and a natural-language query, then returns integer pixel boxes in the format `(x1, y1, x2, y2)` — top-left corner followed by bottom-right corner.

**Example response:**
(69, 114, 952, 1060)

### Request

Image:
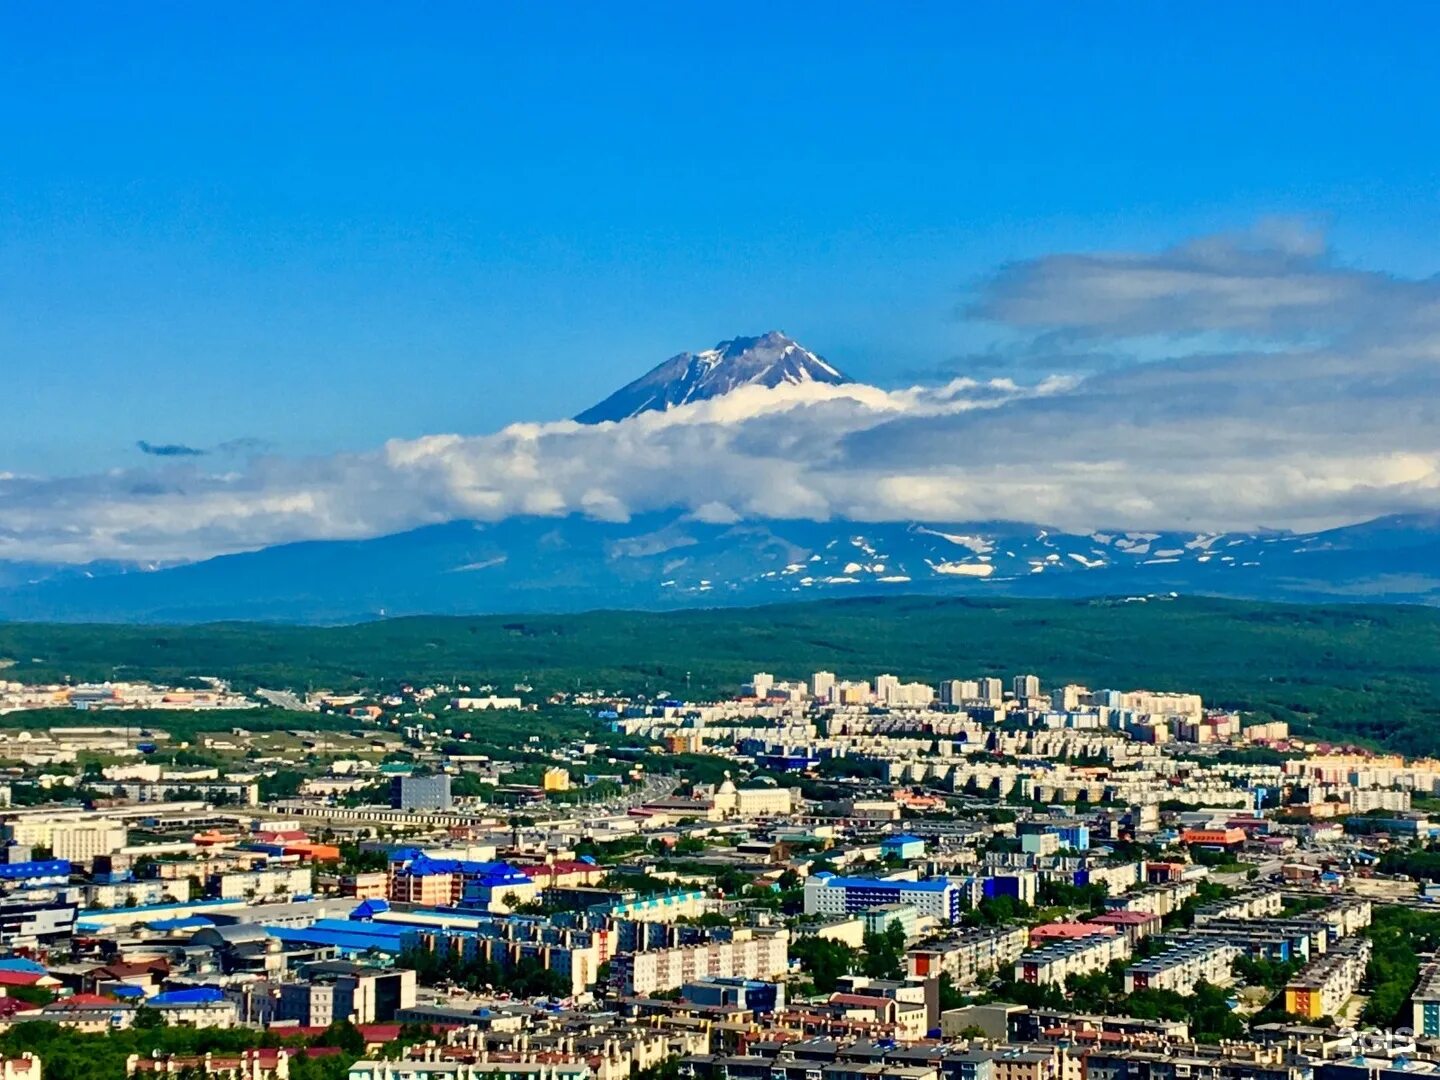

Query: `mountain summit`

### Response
(575, 331, 850, 424)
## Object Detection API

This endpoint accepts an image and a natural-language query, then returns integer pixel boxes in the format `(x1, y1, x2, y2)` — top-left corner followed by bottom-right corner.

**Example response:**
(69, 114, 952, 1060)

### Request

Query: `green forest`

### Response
(1, 595, 1438, 753)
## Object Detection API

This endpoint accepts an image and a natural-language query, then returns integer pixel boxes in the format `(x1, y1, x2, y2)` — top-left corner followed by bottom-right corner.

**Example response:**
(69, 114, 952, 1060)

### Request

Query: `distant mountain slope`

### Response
(0, 512, 1437, 623)
(3, 330, 1437, 624)
(575, 330, 848, 423)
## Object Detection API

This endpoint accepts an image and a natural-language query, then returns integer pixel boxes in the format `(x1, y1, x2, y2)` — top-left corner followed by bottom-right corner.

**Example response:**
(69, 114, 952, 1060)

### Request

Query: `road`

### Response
(256, 688, 312, 711)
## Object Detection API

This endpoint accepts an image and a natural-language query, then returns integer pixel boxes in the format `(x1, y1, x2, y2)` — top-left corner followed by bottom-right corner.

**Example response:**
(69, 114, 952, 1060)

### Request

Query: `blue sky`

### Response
(5, 3, 1438, 476)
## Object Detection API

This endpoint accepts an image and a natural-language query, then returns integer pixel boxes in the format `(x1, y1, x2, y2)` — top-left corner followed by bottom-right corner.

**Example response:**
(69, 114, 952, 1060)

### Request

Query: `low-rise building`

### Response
(1124, 939, 1239, 995)
(908, 926, 1030, 985)
(1284, 937, 1372, 1020)
(610, 928, 788, 995)
(1015, 933, 1131, 986)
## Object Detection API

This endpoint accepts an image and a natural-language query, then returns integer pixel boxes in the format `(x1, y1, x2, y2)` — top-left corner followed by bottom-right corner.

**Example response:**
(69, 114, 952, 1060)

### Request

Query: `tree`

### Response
(938, 973, 968, 1012)
(860, 922, 907, 980)
(790, 936, 856, 993)
(315, 1020, 365, 1056)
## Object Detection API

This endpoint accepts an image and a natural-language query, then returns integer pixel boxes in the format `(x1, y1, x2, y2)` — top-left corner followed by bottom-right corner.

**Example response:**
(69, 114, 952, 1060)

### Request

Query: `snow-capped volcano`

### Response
(575, 330, 850, 423)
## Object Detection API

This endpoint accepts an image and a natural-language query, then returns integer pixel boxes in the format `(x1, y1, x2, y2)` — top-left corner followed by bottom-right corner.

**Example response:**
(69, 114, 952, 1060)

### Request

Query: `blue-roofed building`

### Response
(0, 859, 70, 885)
(881, 834, 926, 861)
(803, 872, 969, 924)
(388, 851, 538, 913)
(146, 915, 215, 933)
(682, 976, 784, 1014)
(265, 918, 419, 957)
(0, 957, 47, 975)
(148, 985, 238, 1026)
(151, 986, 226, 1005)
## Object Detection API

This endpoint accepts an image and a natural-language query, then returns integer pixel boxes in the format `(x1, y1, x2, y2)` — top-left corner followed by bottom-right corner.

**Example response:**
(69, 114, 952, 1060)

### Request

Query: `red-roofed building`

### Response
(1028, 922, 1116, 946)
(0, 999, 37, 1021)
(1086, 909, 1163, 945)
(193, 830, 240, 847)
(0, 1054, 40, 1080)
(85, 959, 169, 996)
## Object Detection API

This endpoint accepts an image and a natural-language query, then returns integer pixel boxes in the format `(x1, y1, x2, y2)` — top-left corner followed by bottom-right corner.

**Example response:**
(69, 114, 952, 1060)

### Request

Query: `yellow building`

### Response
(1284, 938, 1371, 1019)
(542, 767, 572, 792)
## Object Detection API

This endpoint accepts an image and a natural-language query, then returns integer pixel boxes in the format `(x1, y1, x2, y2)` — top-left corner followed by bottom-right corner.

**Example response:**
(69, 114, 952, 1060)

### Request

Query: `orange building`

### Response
(283, 841, 341, 862)
(1182, 827, 1246, 849)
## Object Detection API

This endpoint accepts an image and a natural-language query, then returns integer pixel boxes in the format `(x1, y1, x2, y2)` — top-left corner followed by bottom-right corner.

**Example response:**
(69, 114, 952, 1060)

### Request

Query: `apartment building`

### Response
(1413, 959, 1440, 1037)
(805, 874, 968, 924)
(276, 962, 416, 1026)
(907, 926, 1030, 984)
(416, 919, 607, 996)
(386, 853, 538, 913)
(348, 1061, 592, 1080)
(1015, 933, 1131, 986)
(988, 1046, 1081, 1080)
(212, 866, 312, 901)
(390, 774, 453, 811)
(1083, 1047, 1303, 1080)
(1284, 937, 1372, 1020)
(610, 929, 789, 995)
(1315, 898, 1373, 938)
(1184, 921, 1317, 964)
(1124, 939, 1240, 995)
(1106, 882, 1197, 919)
(1192, 889, 1284, 926)
(4, 818, 126, 862)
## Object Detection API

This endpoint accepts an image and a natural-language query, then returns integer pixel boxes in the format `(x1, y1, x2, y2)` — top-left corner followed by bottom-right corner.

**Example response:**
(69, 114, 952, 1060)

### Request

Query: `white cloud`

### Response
(4, 223, 1440, 564)
(970, 218, 1440, 346)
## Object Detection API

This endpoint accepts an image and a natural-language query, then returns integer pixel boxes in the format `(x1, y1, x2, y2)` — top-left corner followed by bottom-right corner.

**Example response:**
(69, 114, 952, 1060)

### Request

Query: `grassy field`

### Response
(1, 595, 1438, 753)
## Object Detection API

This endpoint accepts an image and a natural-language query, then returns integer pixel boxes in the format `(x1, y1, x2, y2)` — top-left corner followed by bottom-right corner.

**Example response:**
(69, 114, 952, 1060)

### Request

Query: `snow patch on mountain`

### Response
(575, 331, 850, 424)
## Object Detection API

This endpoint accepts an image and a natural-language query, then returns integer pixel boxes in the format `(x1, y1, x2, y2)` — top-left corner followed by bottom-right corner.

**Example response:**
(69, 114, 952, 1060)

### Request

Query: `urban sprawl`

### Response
(0, 669, 1437, 1080)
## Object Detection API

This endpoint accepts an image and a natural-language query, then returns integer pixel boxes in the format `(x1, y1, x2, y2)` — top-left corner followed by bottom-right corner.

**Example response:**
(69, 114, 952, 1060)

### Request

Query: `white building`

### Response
(1015, 933, 1131, 986)
(1125, 939, 1239, 995)
(804, 873, 969, 924)
(610, 929, 788, 995)
(214, 866, 312, 901)
(4, 818, 127, 862)
(747, 673, 775, 699)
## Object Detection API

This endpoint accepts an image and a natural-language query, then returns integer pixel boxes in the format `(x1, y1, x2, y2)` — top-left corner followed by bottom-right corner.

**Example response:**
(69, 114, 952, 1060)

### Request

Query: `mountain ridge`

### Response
(1, 510, 1436, 623)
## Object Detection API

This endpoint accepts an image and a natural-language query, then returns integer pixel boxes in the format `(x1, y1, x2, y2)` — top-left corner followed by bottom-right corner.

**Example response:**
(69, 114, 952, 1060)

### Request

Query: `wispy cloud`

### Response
(5, 223, 1440, 565)
(967, 218, 1440, 346)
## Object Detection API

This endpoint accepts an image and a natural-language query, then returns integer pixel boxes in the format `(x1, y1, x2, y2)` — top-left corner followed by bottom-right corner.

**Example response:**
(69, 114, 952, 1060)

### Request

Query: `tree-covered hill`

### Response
(1, 595, 1437, 753)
